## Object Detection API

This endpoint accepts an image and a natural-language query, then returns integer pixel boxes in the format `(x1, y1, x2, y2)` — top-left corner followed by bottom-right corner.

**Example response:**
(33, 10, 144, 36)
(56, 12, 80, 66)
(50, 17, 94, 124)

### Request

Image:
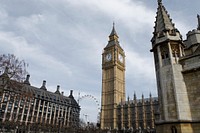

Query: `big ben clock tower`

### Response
(100, 24, 125, 129)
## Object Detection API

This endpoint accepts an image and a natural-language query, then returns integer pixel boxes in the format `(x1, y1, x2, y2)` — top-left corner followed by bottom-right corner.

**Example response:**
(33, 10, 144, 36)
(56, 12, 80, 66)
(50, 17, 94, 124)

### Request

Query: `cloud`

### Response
(0, 31, 72, 80)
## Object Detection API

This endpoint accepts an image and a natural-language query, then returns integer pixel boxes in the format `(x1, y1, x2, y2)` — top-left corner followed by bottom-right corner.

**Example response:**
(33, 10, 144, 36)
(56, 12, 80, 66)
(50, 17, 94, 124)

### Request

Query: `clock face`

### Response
(106, 53, 112, 61)
(118, 54, 123, 63)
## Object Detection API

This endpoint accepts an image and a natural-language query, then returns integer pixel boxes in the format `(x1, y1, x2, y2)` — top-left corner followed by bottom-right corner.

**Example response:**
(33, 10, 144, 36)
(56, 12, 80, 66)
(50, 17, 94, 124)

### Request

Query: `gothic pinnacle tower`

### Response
(151, 1, 196, 133)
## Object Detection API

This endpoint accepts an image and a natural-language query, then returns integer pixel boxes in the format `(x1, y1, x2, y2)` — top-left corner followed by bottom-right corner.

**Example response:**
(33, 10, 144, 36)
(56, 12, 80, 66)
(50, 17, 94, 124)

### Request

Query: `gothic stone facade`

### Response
(0, 69, 80, 131)
(117, 96, 158, 132)
(101, 1, 200, 133)
(151, 1, 200, 133)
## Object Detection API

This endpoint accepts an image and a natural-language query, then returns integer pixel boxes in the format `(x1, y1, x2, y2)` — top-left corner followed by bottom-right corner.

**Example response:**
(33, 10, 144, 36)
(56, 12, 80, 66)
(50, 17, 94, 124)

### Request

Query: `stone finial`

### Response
(127, 96, 130, 104)
(142, 94, 144, 103)
(197, 14, 200, 30)
(61, 91, 64, 95)
(134, 92, 137, 100)
(24, 75, 31, 85)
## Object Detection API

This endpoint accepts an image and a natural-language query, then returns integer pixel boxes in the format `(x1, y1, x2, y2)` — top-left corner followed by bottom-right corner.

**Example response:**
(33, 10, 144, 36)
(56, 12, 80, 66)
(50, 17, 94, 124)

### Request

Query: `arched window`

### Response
(160, 45, 170, 66)
(171, 126, 177, 133)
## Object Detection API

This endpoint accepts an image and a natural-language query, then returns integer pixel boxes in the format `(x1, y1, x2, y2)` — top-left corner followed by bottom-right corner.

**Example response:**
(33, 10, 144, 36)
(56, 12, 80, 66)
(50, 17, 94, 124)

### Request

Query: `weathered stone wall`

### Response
(183, 70, 200, 120)
(156, 123, 200, 133)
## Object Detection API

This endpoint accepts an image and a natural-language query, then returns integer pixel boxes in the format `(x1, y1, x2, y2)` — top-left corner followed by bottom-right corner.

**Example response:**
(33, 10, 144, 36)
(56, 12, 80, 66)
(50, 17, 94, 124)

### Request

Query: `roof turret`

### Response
(106, 23, 120, 48)
(24, 75, 31, 85)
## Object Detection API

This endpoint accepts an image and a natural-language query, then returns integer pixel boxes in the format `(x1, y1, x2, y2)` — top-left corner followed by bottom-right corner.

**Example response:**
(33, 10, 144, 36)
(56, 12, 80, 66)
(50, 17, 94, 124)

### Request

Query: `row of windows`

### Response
(2, 90, 72, 106)
(0, 91, 80, 126)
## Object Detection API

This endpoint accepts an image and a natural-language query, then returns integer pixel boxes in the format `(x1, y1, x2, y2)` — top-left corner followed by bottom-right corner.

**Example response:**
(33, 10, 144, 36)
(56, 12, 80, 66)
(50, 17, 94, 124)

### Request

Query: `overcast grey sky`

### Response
(0, 0, 199, 123)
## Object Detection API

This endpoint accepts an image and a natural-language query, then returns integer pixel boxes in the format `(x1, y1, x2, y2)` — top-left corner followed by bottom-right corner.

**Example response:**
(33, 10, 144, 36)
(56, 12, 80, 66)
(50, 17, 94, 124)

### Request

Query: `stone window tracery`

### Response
(171, 44, 180, 58)
(160, 45, 170, 66)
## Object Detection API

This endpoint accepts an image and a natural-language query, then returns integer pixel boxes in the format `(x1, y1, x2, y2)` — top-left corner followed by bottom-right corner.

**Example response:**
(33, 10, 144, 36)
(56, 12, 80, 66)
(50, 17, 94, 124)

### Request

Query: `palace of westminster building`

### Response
(100, 0, 200, 133)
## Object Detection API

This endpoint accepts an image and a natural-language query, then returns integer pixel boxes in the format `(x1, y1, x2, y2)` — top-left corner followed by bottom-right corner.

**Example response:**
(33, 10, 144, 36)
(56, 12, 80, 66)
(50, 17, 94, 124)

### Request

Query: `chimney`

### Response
(24, 75, 31, 85)
(69, 90, 74, 98)
(55, 85, 61, 94)
(40, 80, 47, 90)
(70, 90, 73, 96)
(57, 85, 60, 91)
(43, 80, 46, 86)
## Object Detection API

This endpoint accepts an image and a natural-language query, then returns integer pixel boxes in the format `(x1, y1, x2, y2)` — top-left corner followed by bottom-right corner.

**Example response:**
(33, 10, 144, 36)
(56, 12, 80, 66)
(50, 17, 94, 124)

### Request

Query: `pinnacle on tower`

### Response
(134, 92, 137, 100)
(151, 0, 182, 47)
(106, 23, 120, 48)
(197, 14, 200, 30)
(149, 92, 152, 98)
(154, 1, 177, 34)
(109, 22, 118, 37)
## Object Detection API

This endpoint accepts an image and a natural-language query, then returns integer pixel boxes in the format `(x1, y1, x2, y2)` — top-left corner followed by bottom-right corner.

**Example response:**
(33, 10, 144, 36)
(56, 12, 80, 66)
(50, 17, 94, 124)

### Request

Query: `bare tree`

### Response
(0, 54, 28, 82)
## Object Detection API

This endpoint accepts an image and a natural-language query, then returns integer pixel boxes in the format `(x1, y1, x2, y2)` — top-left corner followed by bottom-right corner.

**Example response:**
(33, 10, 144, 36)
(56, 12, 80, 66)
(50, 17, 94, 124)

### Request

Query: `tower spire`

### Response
(197, 14, 200, 30)
(154, 1, 177, 34)
(106, 23, 120, 48)
(110, 22, 118, 37)
(151, 0, 182, 47)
